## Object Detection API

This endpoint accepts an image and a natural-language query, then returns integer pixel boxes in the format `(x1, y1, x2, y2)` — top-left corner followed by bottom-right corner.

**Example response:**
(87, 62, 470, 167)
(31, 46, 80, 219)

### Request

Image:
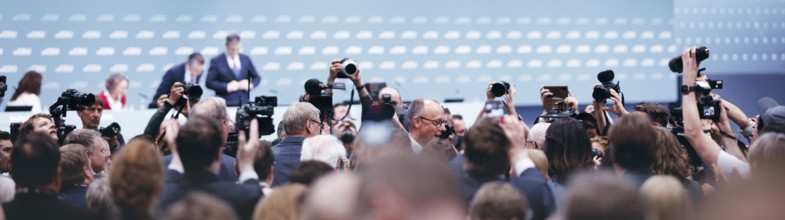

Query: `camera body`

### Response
(0, 75, 7, 98)
(99, 122, 121, 137)
(235, 96, 277, 136)
(58, 89, 96, 111)
(539, 100, 577, 123)
(439, 123, 455, 139)
(669, 46, 710, 73)
(591, 70, 622, 103)
(592, 148, 604, 159)
(173, 83, 203, 107)
(337, 58, 358, 78)
(491, 81, 511, 97)
(695, 79, 723, 120)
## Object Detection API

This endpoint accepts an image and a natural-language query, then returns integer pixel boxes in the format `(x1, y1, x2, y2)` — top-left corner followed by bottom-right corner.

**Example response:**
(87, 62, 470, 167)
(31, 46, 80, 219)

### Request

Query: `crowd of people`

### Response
(0, 33, 784, 220)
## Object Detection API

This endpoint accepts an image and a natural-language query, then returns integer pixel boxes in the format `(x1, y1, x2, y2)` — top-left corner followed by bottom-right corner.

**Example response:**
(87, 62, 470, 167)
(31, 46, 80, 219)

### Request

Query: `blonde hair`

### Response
(748, 133, 785, 175)
(109, 137, 163, 220)
(640, 175, 692, 220)
(253, 184, 308, 220)
(301, 135, 347, 168)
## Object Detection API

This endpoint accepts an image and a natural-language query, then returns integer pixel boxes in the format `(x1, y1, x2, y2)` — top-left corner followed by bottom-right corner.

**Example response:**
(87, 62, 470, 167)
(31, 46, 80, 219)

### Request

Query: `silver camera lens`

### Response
(340, 58, 358, 77)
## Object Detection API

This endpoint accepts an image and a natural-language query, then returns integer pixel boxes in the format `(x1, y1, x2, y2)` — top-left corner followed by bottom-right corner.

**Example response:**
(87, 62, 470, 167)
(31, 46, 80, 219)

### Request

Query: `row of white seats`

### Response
(2, 44, 681, 57)
(0, 30, 675, 40)
(2, 14, 670, 25)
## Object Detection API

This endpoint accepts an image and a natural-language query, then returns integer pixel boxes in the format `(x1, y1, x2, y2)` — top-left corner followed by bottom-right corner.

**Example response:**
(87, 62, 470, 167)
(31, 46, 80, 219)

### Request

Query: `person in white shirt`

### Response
(7, 71, 43, 113)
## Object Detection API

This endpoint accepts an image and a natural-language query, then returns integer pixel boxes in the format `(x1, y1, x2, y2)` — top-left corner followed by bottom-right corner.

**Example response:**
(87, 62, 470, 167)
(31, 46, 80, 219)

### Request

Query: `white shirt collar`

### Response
(226, 53, 241, 70)
(103, 90, 123, 111)
(184, 66, 193, 84)
(409, 135, 423, 154)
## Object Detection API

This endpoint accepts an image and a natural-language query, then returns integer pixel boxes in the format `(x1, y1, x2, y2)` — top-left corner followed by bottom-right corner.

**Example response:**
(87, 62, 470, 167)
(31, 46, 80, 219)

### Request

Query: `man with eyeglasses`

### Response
(407, 98, 448, 154)
(76, 98, 125, 153)
(271, 102, 322, 186)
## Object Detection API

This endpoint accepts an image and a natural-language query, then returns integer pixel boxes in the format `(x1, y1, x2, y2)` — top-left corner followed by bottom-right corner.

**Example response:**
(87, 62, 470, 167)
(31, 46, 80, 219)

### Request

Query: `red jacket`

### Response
(98, 91, 126, 110)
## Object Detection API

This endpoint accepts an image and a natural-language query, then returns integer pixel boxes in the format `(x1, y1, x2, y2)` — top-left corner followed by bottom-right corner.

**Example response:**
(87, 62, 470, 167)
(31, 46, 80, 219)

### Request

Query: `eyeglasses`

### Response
(417, 116, 447, 127)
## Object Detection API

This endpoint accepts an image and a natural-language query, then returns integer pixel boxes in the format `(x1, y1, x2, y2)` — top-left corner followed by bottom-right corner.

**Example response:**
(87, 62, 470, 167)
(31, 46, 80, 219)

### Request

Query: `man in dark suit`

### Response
(158, 115, 263, 220)
(206, 33, 261, 106)
(151, 53, 205, 108)
(272, 102, 321, 187)
(448, 116, 555, 220)
(57, 144, 94, 208)
(3, 133, 100, 220)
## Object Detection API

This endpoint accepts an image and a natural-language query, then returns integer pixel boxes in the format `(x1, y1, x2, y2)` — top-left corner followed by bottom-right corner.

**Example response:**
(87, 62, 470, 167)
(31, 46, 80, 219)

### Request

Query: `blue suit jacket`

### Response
(151, 63, 202, 106)
(162, 153, 238, 182)
(205, 53, 261, 106)
(58, 185, 89, 209)
(449, 156, 555, 220)
(159, 169, 261, 220)
(271, 136, 305, 187)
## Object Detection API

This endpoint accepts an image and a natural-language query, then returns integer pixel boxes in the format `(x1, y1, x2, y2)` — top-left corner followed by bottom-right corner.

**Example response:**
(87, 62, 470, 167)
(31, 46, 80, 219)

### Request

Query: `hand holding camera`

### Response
(680, 47, 701, 85)
(167, 82, 185, 106)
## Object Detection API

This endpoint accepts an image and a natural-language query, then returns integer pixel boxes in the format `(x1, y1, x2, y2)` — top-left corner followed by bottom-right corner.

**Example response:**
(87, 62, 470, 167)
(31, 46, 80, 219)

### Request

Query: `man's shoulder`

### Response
(4, 197, 99, 220)
(210, 53, 226, 62)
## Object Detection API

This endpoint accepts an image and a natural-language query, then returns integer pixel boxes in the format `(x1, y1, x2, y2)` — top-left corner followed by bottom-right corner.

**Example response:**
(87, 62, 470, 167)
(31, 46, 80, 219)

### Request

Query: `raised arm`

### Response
(681, 47, 723, 166)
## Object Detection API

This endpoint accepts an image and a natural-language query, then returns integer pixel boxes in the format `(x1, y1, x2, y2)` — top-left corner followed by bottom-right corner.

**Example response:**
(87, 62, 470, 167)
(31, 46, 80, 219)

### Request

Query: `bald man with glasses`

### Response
(407, 98, 448, 154)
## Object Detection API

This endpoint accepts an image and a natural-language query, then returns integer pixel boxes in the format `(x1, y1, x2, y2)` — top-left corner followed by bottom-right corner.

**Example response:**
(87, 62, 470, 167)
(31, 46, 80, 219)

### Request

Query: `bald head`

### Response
(378, 87, 403, 108)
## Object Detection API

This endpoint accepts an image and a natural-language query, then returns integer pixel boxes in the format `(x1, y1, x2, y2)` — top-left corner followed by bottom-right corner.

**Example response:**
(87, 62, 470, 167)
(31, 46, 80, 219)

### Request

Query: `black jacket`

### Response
(449, 156, 556, 220)
(158, 169, 262, 220)
(3, 192, 100, 220)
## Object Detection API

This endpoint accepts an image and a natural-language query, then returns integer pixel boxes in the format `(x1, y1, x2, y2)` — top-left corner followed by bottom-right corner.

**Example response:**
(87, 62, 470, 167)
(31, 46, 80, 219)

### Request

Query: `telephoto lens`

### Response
(490, 81, 511, 97)
(668, 46, 709, 73)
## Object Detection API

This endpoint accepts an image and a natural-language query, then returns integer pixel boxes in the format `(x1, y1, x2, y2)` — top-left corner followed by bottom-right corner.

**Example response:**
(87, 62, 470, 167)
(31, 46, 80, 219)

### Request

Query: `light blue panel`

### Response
(1, 0, 679, 110)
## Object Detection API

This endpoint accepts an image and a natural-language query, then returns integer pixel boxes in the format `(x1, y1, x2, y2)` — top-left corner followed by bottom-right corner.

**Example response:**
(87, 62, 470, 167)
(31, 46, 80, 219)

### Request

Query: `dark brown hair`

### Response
(545, 118, 594, 183)
(11, 71, 42, 101)
(633, 102, 670, 127)
(651, 127, 692, 180)
(609, 113, 657, 171)
(462, 118, 510, 178)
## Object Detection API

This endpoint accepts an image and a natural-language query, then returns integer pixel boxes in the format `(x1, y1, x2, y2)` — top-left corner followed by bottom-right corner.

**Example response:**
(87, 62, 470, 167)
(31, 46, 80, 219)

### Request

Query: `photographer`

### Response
(680, 47, 749, 177)
(591, 86, 626, 135)
(143, 82, 196, 142)
(476, 82, 519, 121)
(76, 99, 125, 153)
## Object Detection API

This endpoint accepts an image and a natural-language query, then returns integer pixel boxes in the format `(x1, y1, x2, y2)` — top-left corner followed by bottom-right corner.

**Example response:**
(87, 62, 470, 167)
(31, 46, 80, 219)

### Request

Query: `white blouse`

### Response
(7, 92, 42, 113)
(103, 90, 124, 112)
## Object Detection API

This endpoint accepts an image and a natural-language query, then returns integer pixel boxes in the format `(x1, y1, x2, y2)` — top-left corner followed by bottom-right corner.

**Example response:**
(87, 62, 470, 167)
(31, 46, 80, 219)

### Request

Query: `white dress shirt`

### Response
(225, 53, 242, 92)
(184, 67, 195, 84)
(7, 92, 42, 113)
(103, 90, 124, 112)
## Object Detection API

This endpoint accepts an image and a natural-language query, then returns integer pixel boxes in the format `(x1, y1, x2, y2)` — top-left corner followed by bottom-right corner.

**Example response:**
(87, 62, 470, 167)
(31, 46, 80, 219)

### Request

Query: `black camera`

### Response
(591, 70, 623, 104)
(235, 96, 277, 136)
(696, 79, 723, 120)
(48, 89, 95, 144)
(669, 46, 709, 73)
(99, 122, 121, 137)
(539, 100, 576, 123)
(57, 89, 96, 111)
(490, 81, 511, 97)
(439, 123, 455, 139)
(9, 123, 21, 143)
(0, 75, 7, 98)
(592, 148, 604, 159)
(337, 58, 358, 78)
(173, 83, 203, 107)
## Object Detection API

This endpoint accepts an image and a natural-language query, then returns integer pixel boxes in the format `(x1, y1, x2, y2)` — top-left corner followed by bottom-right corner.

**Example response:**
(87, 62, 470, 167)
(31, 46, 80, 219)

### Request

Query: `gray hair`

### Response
(65, 129, 103, 152)
(105, 73, 129, 91)
(191, 97, 230, 122)
(87, 178, 120, 220)
(301, 135, 347, 168)
(282, 102, 320, 135)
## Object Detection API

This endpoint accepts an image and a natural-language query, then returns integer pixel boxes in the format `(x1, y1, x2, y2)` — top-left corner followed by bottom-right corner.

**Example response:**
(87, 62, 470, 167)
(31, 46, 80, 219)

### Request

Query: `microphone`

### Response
(304, 78, 325, 96)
